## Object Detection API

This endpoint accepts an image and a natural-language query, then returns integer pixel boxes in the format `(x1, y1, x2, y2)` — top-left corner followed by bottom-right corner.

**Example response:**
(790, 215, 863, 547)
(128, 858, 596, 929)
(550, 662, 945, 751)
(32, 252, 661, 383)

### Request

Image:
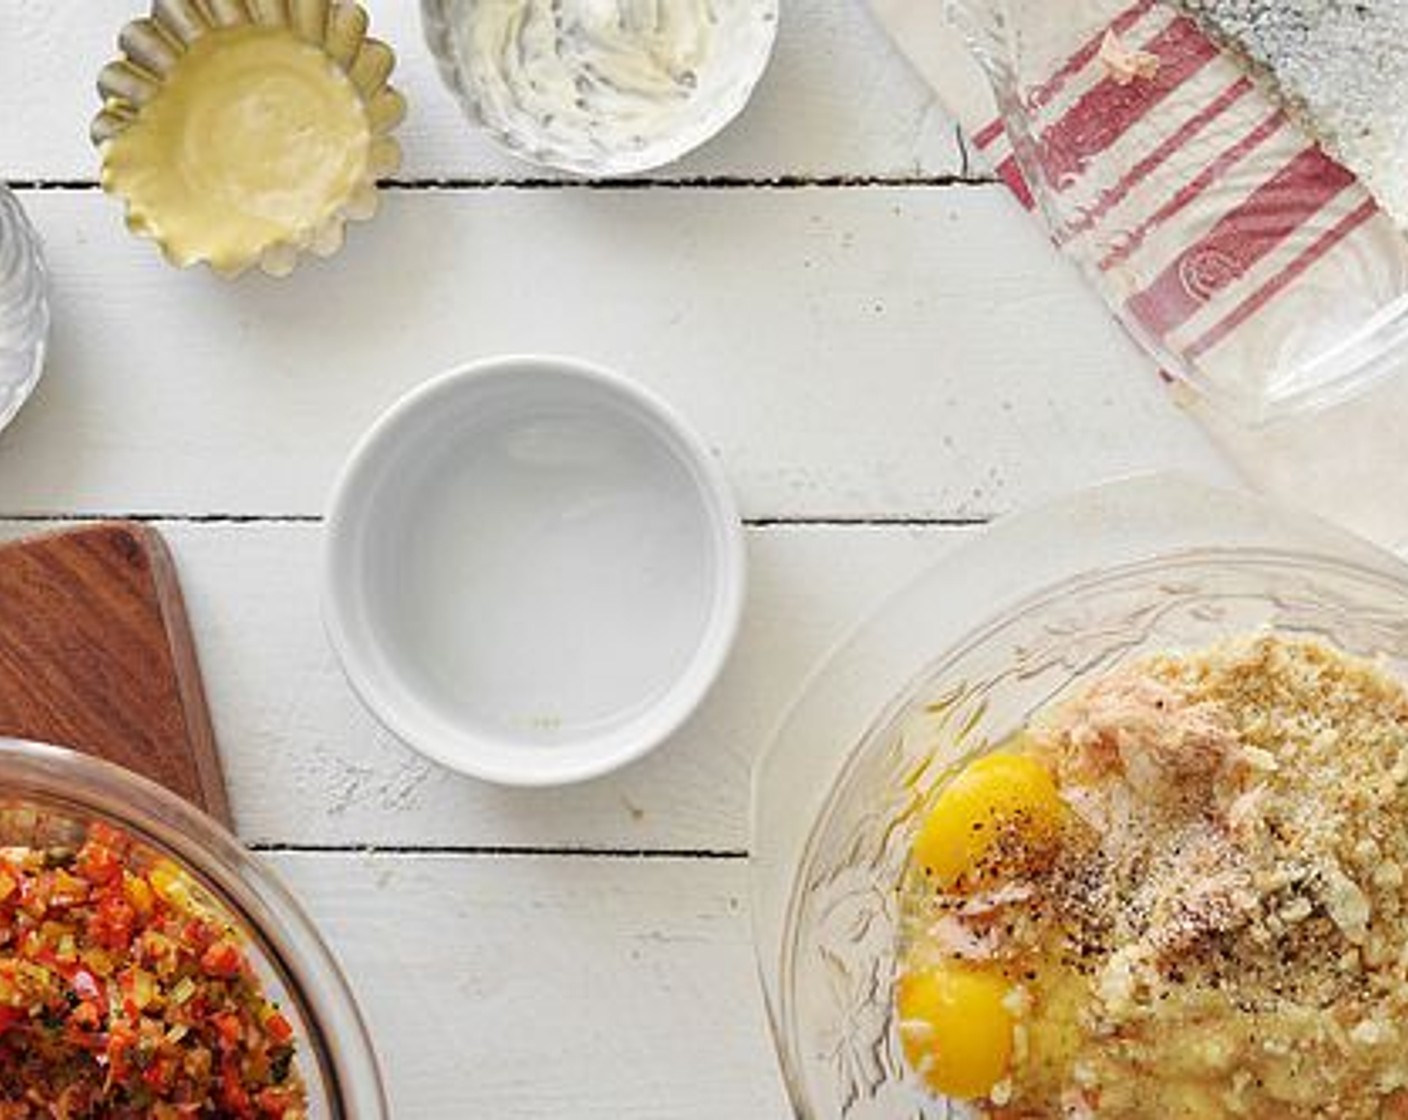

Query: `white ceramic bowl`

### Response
(421, 0, 779, 176)
(324, 355, 746, 786)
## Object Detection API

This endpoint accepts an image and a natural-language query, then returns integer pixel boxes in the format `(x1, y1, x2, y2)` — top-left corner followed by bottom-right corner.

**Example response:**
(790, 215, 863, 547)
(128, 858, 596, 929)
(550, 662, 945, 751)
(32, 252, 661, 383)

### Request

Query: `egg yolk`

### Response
(897, 964, 1015, 1100)
(911, 750, 1064, 890)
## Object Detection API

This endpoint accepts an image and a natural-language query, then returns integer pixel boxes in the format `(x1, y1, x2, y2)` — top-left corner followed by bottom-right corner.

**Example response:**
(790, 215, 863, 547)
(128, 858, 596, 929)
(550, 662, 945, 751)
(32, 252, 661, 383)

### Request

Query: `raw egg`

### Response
(911, 750, 1064, 890)
(896, 963, 1015, 1099)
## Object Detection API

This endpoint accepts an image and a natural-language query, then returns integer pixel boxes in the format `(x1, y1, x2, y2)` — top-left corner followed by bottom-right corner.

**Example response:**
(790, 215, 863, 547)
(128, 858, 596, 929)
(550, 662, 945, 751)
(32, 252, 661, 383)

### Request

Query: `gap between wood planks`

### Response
(0, 513, 994, 528)
(7, 175, 999, 193)
(250, 843, 748, 860)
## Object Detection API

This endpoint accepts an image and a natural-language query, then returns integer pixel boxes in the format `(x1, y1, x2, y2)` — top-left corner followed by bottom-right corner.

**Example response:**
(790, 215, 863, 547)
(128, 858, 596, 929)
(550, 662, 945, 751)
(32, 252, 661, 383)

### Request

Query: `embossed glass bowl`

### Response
(750, 478, 1408, 1118)
(0, 740, 388, 1119)
(421, 0, 779, 175)
(0, 184, 49, 434)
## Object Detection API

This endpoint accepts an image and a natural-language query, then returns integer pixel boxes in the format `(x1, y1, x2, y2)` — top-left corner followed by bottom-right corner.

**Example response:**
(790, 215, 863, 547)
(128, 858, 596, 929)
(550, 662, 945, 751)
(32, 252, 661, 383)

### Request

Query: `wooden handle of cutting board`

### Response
(0, 522, 231, 826)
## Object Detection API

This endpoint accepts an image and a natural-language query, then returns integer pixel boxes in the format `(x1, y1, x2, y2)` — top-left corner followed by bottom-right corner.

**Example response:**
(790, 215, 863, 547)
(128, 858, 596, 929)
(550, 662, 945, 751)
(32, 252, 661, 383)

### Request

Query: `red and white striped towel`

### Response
(881, 0, 1408, 419)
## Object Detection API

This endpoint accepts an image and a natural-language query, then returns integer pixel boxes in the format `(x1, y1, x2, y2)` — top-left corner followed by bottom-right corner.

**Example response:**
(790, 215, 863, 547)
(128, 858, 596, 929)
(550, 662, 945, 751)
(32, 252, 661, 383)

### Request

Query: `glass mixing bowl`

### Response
(0, 739, 387, 1118)
(751, 479, 1408, 1119)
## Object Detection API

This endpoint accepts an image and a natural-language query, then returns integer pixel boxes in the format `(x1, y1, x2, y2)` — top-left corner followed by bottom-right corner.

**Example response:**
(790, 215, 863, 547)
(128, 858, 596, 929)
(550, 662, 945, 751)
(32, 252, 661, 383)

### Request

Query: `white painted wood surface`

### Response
(99, 521, 966, 851)
(1, 189, 1230, 519)
(0, 1, 1241, 1114)
(2, 0, 962, 182)
(268, 853, 789, 1118)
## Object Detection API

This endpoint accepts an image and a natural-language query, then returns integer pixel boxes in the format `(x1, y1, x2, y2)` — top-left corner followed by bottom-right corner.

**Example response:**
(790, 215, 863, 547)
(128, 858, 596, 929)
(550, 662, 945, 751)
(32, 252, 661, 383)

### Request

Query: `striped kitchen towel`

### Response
(871, 0, 1408, 418)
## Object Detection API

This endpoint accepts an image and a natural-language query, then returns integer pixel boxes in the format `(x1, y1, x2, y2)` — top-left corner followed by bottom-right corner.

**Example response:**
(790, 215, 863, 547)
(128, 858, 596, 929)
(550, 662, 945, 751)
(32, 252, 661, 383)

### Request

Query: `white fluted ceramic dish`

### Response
(93, 0, 405, 277)
(0, 185, 49, 435)
(422, 0, 778, 176)
(323, 355, 747, 786)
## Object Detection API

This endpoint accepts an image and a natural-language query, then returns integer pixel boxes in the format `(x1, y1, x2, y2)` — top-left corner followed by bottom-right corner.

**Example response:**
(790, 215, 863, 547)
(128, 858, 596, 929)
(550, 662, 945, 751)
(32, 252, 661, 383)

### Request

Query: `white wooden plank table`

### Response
(0, 2, 1237, 1115)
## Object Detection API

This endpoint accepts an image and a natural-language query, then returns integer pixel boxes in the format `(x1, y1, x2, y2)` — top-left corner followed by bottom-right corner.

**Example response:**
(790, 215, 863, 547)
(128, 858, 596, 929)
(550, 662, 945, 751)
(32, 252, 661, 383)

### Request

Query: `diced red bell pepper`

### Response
(264, 1011, 294, 1045)
(201, 939, 246, 979)
(88, 893, 137, 952)
(75, 839, 123, 886)
(213, 1011, 245, 1048)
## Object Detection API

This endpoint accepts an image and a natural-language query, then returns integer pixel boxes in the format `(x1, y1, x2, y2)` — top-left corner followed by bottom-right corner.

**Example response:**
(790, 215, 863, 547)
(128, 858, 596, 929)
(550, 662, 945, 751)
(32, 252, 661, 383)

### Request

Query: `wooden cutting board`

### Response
(0, 522, 230, 825)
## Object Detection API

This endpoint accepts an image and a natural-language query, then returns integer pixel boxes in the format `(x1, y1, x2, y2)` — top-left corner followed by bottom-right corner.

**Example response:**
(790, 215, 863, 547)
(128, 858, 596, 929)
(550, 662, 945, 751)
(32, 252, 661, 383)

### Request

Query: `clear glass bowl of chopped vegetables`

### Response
(750, 476, 1408, 1118)
(0, 739, 386, 1119)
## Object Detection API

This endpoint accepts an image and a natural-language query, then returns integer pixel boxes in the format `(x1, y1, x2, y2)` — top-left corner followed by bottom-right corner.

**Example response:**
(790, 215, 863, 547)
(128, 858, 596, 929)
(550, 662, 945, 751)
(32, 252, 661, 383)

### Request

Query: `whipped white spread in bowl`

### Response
(422, 0, 778, 175)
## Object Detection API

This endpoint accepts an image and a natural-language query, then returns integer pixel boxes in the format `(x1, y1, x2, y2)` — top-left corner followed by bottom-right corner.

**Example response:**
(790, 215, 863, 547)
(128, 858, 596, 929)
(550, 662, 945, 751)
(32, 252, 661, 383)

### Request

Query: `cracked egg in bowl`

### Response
(754, 548, 1408, 1120)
